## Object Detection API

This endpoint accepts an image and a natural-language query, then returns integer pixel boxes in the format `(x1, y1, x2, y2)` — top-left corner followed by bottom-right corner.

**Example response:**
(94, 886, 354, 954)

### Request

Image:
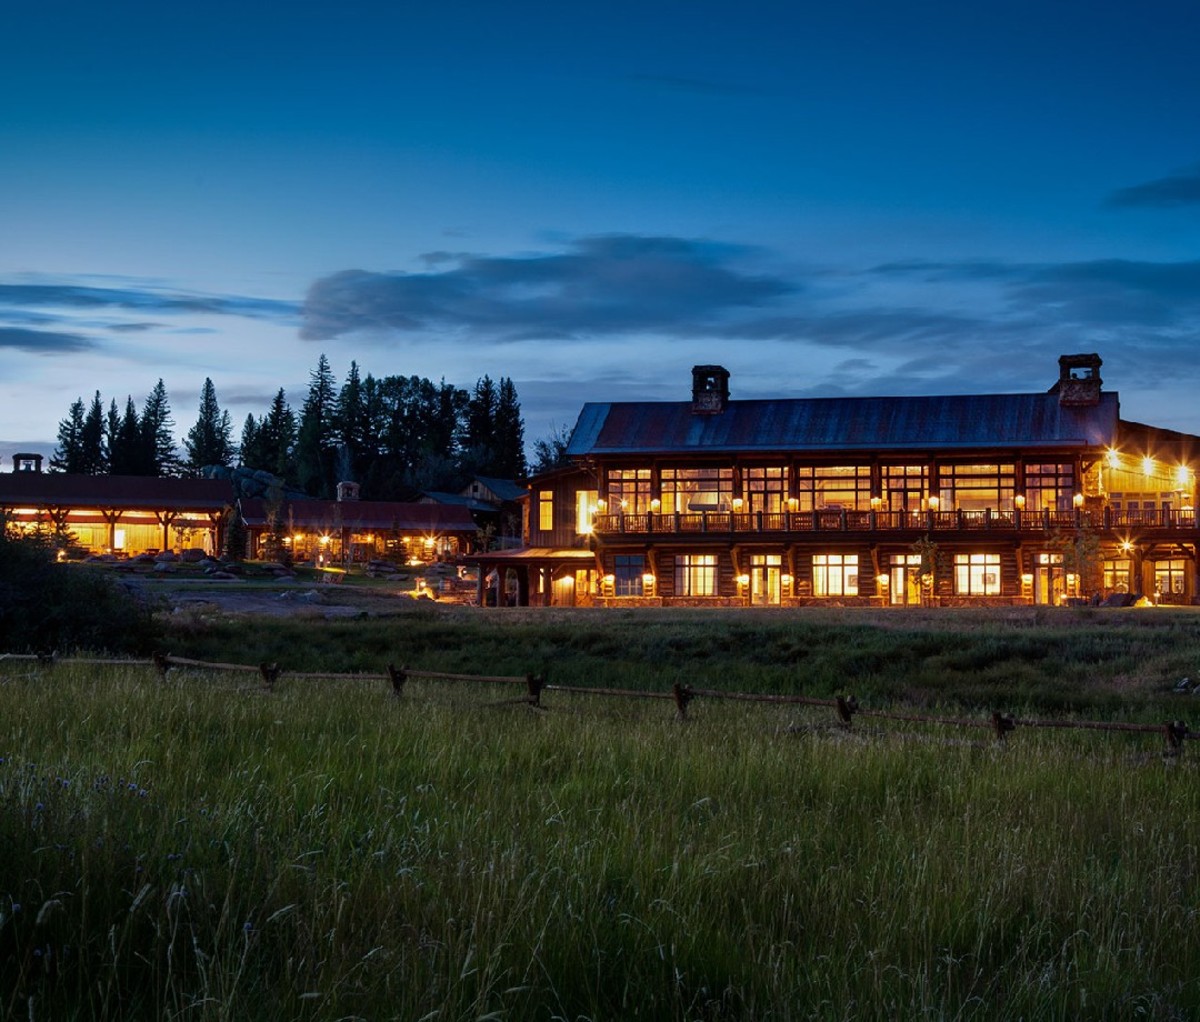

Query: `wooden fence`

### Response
(1, 651, 1194, 753)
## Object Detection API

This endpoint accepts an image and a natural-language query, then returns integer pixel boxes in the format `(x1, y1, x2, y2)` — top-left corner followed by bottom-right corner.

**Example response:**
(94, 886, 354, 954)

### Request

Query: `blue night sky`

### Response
(3, 0, 1199, 467)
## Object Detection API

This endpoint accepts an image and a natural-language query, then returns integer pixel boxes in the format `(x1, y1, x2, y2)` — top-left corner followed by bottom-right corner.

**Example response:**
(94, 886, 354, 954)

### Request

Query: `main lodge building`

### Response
(473, 354, 1200, 608)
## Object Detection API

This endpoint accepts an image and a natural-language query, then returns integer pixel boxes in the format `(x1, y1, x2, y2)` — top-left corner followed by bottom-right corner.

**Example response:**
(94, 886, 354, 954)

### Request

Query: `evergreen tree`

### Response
(256, 389, 297, 481)
(140, 379, 181, 476)
(239, 414, 262, 469)
(295, 354, 338, 497)
(493, 377, 526, 478)
(183, 378, 235, 475)
(79, 392, 107, 475)
(334, 361, 369, 482)
(50, 398, 87, 473)
(109, 397, 144, 475)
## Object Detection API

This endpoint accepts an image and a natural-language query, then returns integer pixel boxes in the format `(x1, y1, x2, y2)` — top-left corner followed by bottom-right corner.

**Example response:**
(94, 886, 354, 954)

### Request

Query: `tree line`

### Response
(51, 356, 529, 500)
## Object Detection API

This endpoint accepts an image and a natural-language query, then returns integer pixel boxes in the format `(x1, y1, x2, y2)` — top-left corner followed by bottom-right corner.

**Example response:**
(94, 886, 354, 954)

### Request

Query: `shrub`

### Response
(0, 533, 160, 654)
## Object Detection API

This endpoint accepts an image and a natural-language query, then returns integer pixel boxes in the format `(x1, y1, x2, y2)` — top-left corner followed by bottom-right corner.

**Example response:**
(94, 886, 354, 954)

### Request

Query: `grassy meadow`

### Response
(3, 603, 1200, 1019)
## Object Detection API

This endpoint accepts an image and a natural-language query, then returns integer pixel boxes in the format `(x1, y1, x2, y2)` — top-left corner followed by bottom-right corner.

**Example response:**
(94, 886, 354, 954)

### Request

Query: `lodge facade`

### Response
(473, 355, 1200, 608)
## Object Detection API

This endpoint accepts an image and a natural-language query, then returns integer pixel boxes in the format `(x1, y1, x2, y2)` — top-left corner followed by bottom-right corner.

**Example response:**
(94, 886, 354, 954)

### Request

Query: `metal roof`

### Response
(566, 392, 1122, 457)
(0, 473, 234, 510)
(238, 498, 477, 533)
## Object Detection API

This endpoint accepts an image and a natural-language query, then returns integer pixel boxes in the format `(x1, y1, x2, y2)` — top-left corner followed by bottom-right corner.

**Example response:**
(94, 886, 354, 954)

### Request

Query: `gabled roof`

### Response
(421, 491, 499, 514)
(470, 476, 528, 502)
(566, 392, 1122, 457)
(239, 498, 477, 533)
(0, 473, 234, 510)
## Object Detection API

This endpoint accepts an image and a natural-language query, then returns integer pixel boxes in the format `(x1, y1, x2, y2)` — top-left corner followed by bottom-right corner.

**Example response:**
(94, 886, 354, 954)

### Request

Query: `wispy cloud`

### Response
(1104, 164, 1200, 208)
(0, 283, 298, 321)
(0, 326, 95, 353)
(300, 235, 793, 341)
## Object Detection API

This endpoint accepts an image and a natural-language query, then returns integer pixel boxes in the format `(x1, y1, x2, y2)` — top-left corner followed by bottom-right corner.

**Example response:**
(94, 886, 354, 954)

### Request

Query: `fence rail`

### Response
(3, 651, 1194, 753)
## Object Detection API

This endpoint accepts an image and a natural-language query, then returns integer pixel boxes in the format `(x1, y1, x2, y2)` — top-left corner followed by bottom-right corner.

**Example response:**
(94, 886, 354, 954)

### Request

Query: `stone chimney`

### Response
(12, 453, 43, 473)
(1051, 353, 1103, 407)
(336, 480, 360, 501)
(691, 365, 730, 414)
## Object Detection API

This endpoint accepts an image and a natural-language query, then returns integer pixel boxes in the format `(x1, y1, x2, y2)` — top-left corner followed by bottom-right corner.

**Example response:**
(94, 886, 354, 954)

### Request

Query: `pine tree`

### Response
(140, 379, 181, 477)
(183, 378, 235, 475)
(493, 377, 526, 478)
(50, 398, 87, 473)
(257, 389, 297, 481)
(334, 361, 368, 482)
(239, 414, 262, 469)
(295, 354, 338, 497)
(109, 397, 144, 475)
(79, 392, 107, 475)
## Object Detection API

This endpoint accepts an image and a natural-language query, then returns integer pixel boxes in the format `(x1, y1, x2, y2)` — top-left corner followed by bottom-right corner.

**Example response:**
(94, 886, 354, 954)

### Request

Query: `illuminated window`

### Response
(614, 555, 645, 596)
(742, 466, 788, 513)
(674, 554, 717, 596)
(661, 468, 732, 513)
(538, 490, 554, 531)
(1023, 463, 1075, 512)
(1154, 559, 1186, 597)
(795, 466, 871, 511)
(575, 489, 598, 533)
(939, 464, 1015, 511)
(954, 552, 1001, 596)
(1103, 558, 1130, 593)
(812, 553, 858, 596)
(606, 469, 652, 512)
(881, 465, 928, 511)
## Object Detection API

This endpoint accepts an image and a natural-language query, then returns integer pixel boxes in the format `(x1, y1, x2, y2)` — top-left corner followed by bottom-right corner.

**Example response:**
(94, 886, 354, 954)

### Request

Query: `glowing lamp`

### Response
(927, 496, 940, 510)
(737, 574, 750, 586)
(1014, 495, 1026, 510)
(1142, 457, 1155, 477)
(1072, 493, 1084, 508)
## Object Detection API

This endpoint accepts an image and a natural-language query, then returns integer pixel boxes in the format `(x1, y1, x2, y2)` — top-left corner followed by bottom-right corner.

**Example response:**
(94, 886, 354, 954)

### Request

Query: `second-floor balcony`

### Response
(590, 507, 1199, 538)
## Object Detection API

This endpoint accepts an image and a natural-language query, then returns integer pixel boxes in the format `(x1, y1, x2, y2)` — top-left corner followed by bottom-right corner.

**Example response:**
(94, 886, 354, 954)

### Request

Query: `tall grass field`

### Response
(3, 604, 1200, 1018)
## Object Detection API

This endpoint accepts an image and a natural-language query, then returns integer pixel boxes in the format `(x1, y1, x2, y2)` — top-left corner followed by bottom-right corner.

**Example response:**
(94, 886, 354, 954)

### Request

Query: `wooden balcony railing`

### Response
(591, 508, 1199, 536)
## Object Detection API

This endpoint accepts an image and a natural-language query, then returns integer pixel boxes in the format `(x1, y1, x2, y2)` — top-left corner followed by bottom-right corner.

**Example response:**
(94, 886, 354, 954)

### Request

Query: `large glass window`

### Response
(796, 466, 871, 511)
(742, 466, 789, 513)
(605, 469, 652, 513)
(1103, 558, 1130, 593)
(881, 465, 927, 511)
(661, 468, 733, 513)
(674, 554, 717, 596)
(954, 552, 1001, 595)
(538, 490, 554, 531)
(939, 464, 1015, 511)
(812, 553, 858, 596)
(1154, 559, 1186, 598)
(614, 554, 645, 596)
(1024, 463, 1075, 512)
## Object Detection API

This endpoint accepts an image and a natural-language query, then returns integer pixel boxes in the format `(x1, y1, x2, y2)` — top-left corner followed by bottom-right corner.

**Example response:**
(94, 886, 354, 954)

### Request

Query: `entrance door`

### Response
(1034, 552, 1065, 605)
(889, 554, 923, 606)
(750, 554, 781, 605)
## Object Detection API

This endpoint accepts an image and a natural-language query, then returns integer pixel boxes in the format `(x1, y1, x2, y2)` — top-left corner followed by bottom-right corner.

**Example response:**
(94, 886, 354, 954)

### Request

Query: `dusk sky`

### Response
(3, 1, 1199, 469)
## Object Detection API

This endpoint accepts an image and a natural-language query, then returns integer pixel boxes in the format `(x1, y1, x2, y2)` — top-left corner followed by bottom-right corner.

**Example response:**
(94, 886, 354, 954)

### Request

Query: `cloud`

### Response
(0, 326, 95, 353)
(300, 235, 793, 342)
(1105, 165, 1200, 208)
(0, 283, 298, 322)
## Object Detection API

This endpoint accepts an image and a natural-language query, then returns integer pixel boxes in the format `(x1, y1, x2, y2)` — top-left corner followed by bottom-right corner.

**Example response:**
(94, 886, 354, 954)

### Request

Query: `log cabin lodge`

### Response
(471, 354, 1200, 608)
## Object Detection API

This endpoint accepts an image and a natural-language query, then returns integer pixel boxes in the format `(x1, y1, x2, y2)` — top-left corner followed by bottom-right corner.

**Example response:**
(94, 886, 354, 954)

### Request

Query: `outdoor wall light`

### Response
(1072, 493, 1084, 508)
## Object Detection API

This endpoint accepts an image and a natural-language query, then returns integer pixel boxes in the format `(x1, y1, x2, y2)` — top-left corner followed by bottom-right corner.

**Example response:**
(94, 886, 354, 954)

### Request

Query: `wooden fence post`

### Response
(526, 672, 544, 708)
(836, 695, 858, 726)
(387, 663, 407, 697)
(991, 711, 1016, 742)
(1165, 719, 1189, 755)
(673, 682, 694, 721)
(259, 662, 280, 691)
(153, 651, 171, 680)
